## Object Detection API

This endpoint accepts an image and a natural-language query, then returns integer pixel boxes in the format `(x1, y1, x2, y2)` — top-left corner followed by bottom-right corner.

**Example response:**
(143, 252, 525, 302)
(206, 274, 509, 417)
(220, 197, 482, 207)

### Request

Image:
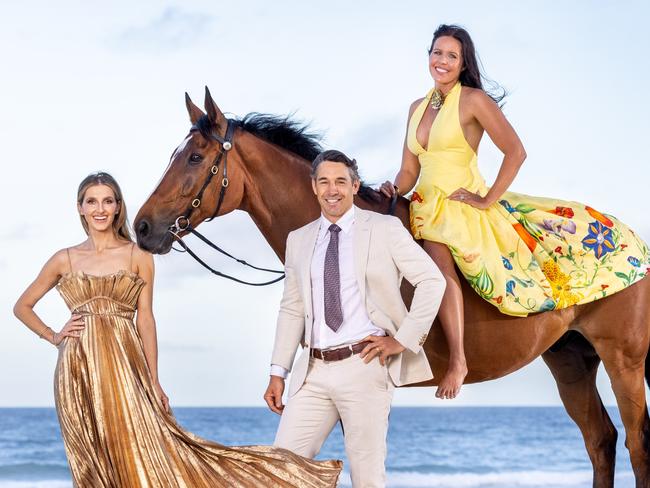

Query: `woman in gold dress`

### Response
(381, 25, 649, 400)
(14, 172, 341, 487)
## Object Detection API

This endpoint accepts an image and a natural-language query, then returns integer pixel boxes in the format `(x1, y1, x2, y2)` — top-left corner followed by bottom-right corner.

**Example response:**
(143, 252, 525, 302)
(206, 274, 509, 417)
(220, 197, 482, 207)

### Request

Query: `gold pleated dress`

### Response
(54, 270, 342, 487)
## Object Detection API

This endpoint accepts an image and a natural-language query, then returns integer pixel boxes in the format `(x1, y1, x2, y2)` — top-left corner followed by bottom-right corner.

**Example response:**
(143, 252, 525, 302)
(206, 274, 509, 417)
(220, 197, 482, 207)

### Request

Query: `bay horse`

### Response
(134, 88, 650, 487)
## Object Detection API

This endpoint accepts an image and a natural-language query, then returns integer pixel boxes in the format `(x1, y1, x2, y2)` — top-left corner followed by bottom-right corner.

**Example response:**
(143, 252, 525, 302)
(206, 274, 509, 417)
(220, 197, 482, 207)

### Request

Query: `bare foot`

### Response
(435, 361, 468, 399)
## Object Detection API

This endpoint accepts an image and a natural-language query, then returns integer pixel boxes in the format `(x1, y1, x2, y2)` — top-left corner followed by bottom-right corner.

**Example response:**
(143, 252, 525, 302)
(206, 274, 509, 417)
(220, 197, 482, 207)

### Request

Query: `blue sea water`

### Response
(0, 407, 634, 487)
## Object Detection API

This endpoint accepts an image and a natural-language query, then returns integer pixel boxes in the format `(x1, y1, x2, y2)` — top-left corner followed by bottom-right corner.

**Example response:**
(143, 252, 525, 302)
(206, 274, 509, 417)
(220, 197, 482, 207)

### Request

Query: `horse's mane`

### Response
(238, 113, 323, 163)
(196, 113, 384, 204)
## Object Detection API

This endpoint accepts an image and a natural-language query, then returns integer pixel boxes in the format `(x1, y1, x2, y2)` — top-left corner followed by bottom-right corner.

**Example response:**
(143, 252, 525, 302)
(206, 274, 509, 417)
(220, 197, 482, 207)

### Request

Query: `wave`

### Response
(0, 483, 71, 488)
(336, 469, 634, 487)
(0, 469, 635, 488)
(0, 464, 69, 479)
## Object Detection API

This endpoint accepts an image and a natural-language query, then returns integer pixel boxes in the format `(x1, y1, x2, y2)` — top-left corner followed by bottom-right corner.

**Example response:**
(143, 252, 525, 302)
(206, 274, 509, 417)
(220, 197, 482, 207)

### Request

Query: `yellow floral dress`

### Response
(408, 82, 650, 316)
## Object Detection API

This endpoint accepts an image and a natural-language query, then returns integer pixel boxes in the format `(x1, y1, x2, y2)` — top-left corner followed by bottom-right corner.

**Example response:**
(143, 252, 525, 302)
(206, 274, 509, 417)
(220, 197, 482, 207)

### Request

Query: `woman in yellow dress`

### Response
(381, 24, 650, 400)
(14, 172, 341, 487)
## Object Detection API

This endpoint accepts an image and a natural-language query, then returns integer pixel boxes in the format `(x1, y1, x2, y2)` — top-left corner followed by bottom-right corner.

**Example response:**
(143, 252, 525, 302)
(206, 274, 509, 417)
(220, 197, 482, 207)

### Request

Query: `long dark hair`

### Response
(77, 172, 133, 242)
(429, 24, 505, 104)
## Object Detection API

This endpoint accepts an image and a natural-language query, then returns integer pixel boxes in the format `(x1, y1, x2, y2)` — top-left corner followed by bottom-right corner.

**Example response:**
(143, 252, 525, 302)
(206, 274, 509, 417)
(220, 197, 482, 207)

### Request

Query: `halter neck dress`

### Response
(407, 82, 650, 315)
(53, 248, 341, 487)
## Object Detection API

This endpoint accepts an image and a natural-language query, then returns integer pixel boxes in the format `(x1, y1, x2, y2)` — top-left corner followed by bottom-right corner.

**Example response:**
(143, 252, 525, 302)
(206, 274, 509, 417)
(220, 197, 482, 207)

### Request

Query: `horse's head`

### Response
(135, 87, 246, 254)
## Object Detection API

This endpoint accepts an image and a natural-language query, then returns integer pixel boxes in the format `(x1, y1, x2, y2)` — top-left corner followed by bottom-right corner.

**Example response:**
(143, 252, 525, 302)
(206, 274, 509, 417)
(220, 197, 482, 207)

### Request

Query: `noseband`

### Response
(168, 119, 285, 286)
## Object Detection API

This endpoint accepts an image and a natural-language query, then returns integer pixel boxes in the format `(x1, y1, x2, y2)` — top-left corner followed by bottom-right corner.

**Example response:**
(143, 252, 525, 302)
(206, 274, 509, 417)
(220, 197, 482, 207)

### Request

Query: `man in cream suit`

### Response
(264, 150, 445, 487)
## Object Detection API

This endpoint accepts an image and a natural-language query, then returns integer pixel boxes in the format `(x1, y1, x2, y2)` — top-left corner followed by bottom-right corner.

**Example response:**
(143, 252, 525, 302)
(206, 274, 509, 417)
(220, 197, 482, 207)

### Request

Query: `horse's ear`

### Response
(185, 92, 204, 125)
(204, 86, 225, 127)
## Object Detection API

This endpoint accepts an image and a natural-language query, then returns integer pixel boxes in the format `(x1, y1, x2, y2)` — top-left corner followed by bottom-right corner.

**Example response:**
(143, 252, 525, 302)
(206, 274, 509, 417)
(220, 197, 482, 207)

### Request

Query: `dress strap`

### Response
(406, 92, 434, 155)
(65, 248, 73, 273)
(129, 242, 135, 273)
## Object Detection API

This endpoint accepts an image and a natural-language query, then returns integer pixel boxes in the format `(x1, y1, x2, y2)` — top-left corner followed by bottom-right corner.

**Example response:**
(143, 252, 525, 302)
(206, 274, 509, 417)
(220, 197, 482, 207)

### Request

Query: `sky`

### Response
(1, 0, 649, 407)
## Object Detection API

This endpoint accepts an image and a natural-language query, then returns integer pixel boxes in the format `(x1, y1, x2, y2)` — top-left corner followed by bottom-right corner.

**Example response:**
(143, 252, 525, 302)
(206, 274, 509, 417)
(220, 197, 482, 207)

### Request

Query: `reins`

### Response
(167, 119, 285, 286)
(388, 192, 398, 216)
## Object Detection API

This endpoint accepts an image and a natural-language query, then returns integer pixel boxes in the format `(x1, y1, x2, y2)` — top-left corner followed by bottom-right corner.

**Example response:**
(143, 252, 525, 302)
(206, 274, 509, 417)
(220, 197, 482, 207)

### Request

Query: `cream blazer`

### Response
(271, 206, 446, 397)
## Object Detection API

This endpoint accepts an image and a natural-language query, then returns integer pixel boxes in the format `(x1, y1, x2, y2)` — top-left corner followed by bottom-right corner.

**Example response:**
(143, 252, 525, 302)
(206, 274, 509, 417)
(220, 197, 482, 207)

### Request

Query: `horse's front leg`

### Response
(542, 332, 617, 488)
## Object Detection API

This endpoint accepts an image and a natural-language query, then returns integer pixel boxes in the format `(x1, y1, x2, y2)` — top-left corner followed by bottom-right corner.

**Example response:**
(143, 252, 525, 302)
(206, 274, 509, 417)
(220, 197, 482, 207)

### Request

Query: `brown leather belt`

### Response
(310, 341, 371, 362)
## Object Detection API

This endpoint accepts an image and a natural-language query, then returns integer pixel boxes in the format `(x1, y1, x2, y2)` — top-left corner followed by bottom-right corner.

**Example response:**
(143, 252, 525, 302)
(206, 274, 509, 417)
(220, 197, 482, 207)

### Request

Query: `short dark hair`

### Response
(311, 149, 360, 181)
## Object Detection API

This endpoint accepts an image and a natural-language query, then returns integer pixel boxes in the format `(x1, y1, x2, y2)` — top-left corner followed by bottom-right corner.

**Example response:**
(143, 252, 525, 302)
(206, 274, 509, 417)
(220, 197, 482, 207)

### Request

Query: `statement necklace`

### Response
(430, 88, 450, 110)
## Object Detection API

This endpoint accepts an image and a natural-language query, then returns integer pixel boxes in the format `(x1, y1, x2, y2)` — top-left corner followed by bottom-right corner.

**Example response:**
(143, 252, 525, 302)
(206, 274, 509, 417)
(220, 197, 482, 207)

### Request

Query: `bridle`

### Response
(167, 119, 285, 286)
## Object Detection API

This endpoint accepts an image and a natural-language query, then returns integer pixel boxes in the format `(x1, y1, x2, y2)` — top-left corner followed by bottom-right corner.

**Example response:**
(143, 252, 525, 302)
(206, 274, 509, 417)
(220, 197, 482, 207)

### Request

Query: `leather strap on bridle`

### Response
(388, 192, 399, 216)
(172, 232, 285, 286)
(168, 119, 285, 286)
(179, 119, 237, 225)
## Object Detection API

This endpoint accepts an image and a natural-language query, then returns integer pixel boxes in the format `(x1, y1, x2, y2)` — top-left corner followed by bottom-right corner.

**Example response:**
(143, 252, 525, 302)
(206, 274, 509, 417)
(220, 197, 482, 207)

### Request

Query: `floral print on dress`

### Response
(410, 191, 650, 316)
(581, 221, 616, 259)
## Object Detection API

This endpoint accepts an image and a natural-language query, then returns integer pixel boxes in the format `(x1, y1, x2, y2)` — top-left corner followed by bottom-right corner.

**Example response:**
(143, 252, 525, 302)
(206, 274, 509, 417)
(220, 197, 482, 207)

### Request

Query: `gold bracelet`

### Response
(37, 326, 51, 339)
(393, 184, 401, 196)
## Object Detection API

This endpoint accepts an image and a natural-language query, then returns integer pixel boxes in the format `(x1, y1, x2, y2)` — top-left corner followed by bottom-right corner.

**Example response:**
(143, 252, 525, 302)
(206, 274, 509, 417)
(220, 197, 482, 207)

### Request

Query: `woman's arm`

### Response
(133, 248, 169, 411)
(380, 99, 423, 197)
(13, 250, 85, 345)
(449, 90, 527, 208)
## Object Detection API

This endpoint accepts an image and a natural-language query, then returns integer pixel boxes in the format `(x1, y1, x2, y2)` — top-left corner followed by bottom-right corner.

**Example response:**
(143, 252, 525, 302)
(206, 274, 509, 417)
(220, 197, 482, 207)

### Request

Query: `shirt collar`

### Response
(318, 205, 355, 238)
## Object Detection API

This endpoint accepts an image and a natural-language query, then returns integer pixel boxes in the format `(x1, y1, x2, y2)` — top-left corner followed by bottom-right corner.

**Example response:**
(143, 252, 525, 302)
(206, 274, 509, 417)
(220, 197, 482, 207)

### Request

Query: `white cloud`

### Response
(113, 7, 214, 51)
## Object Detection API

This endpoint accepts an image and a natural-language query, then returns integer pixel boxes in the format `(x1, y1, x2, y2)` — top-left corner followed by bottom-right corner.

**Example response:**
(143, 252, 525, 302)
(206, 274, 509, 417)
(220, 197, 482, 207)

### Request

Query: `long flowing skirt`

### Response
(410, 188, 650, 316)
(54, 274, 341, 488)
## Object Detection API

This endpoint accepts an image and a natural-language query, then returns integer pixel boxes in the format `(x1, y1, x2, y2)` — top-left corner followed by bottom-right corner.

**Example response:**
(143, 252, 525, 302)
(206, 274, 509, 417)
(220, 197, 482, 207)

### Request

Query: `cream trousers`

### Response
(274, 353, 395, 488)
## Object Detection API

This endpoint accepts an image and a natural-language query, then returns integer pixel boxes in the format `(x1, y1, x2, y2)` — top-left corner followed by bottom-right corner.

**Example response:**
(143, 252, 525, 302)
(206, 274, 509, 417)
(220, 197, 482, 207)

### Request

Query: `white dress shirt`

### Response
(271, 206, 384, 378)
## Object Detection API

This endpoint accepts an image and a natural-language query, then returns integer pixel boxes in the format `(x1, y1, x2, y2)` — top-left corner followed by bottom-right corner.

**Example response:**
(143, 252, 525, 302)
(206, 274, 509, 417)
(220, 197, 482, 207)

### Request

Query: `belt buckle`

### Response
(321, 349, 331, 363)
(313, 347, 328, 363)
(319, 343, 355, 363)
(321, 345, 341, 363)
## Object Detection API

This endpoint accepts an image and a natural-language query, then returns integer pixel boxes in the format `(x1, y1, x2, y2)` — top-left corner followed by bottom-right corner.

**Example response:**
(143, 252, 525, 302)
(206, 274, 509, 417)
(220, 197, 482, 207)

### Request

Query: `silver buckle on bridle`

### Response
(169, 215, 190, 237)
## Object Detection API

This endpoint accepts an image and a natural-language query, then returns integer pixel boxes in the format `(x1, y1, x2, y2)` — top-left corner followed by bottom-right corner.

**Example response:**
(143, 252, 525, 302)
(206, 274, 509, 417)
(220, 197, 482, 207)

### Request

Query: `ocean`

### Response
(0, 407, 634, 487)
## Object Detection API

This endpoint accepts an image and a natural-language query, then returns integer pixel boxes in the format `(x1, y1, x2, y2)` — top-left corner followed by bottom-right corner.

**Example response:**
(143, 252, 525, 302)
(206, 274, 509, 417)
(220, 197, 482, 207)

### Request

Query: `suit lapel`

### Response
(353, 207, 371, 302)
(300, 220, 320, 314)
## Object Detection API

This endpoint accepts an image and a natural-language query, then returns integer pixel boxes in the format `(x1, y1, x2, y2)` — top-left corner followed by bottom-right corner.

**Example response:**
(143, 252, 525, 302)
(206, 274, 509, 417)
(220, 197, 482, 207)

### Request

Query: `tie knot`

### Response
(328, 224, 341, 234)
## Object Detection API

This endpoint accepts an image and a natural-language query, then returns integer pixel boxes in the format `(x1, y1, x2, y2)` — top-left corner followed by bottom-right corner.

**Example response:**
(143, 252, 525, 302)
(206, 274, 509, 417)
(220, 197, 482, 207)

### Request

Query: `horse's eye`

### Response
(189, 153, 203, 164)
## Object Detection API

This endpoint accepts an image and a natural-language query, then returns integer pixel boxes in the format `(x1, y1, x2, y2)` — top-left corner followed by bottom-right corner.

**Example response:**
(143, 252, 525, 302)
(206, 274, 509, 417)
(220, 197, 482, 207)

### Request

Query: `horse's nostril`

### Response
(137, 219, 150, 238)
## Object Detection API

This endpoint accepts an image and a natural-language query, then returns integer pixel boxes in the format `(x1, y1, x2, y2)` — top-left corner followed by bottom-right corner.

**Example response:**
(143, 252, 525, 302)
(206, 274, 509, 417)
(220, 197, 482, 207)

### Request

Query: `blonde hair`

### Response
(77, 172, 133, 242)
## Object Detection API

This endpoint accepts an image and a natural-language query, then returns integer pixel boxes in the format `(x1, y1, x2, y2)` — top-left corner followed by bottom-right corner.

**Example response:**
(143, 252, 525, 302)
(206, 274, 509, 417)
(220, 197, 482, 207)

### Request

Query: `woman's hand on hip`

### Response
(53, 314, 86, 345)
(448, 188, 492, 210)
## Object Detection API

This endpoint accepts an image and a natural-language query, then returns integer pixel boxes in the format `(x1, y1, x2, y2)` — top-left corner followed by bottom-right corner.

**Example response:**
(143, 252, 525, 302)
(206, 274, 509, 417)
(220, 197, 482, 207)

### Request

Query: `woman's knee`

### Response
(423, 241, 456, 271)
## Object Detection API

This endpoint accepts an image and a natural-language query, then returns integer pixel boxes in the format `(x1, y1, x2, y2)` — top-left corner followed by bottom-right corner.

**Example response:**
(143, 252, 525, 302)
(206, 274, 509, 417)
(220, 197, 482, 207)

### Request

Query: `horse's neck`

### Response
(236, 135, 320, 262)
(235, 134, 412, 261)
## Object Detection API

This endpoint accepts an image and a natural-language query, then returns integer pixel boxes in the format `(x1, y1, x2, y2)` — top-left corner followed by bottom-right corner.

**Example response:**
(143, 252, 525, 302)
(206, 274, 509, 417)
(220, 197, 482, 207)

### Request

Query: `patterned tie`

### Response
(324, 224, 343, 332)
